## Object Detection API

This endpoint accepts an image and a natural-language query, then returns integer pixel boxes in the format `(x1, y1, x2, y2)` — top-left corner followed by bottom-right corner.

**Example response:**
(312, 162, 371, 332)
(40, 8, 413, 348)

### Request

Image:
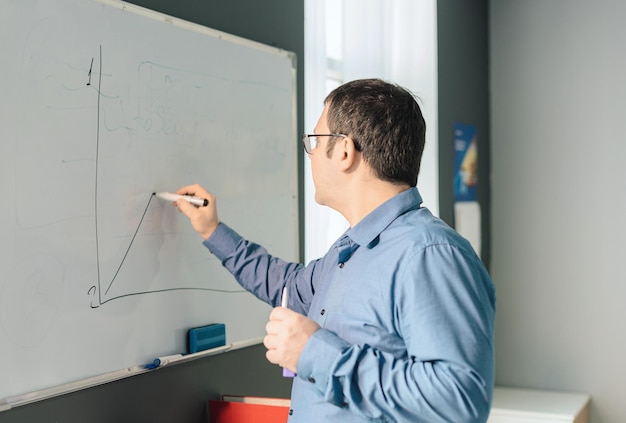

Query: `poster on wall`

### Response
(454, 122, 478, 201)
(453, 122, 481, 256)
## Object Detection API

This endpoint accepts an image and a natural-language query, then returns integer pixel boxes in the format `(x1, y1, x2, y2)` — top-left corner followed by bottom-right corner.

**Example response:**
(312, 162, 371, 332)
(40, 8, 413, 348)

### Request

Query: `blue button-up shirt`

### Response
(205, 187, 495, 422)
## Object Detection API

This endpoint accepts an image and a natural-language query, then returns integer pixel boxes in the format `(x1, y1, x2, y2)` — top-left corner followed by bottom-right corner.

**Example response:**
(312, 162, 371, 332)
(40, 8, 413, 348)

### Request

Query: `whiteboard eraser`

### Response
(188, 323, 226, 354)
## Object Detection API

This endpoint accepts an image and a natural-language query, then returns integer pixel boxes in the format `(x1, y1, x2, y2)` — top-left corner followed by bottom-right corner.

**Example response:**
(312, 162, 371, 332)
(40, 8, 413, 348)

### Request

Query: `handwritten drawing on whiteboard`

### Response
(0, 0, 297, 402)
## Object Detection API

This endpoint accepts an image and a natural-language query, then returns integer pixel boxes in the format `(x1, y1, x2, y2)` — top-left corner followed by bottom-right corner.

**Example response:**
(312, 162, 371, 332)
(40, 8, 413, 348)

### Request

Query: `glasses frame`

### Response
(301, 133, 347, 154)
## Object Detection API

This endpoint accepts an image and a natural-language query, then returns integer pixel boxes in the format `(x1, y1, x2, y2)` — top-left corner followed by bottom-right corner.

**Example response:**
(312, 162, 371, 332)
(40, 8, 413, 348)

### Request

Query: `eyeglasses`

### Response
(301, 134, 347, 154)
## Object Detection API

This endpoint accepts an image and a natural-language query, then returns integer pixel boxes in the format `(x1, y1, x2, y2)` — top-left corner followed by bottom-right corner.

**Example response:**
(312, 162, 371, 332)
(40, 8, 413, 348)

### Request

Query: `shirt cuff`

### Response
(202, 222, 242, 261)
(297, 329, 350, 395)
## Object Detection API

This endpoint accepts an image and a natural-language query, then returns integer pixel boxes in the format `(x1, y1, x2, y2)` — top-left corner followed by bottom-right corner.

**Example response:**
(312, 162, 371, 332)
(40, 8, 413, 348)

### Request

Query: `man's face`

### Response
(310, 105, 337, 207)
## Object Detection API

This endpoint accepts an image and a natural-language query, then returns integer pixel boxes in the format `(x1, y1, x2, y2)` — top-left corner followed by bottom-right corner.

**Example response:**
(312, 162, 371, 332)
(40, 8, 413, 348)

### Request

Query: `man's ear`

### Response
(337, 136, 359, 171)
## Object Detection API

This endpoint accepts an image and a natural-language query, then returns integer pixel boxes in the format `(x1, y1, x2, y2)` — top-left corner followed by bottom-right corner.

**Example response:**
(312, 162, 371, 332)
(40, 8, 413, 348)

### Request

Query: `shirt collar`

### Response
(345, 187, 423, 248)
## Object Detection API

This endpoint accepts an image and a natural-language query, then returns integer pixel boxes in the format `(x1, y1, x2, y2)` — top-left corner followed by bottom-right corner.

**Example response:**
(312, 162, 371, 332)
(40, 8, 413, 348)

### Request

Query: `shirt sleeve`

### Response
(297, 242, 496, 422)
(203, 222, 313, 314)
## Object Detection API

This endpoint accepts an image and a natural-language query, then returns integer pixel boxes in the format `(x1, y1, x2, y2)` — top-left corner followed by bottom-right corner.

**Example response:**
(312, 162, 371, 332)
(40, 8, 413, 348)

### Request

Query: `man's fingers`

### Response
(265, 347, 280, 365)
(265, 320, 281, 336)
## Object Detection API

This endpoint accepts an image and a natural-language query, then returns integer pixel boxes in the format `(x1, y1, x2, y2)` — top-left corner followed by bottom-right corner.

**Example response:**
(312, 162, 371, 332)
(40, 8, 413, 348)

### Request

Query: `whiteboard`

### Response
(0, 0, 298, 402)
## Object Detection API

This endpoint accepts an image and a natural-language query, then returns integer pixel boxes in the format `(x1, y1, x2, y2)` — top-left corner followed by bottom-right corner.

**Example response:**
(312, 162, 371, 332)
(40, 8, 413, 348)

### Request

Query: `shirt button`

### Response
(308, 377, 316, 383)
(338, 262, 344, 268)
(342, 402, 348, 408)
(320, 309, 325, 315)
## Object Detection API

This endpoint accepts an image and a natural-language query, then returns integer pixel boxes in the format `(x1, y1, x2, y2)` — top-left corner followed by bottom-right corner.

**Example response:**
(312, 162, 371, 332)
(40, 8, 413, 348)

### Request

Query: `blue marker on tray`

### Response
(144, 354, 183, 369)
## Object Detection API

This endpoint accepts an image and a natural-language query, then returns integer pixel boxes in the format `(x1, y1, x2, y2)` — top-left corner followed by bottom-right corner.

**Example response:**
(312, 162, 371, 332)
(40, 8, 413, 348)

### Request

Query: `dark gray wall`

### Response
(0, 2, 492, 422)
(491, 1, 626, 421)
(437, 0, 491, 268)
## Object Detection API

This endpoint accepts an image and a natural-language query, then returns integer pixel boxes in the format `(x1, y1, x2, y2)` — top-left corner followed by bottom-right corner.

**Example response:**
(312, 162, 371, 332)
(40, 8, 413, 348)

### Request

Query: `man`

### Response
(173, 79, 495, 422)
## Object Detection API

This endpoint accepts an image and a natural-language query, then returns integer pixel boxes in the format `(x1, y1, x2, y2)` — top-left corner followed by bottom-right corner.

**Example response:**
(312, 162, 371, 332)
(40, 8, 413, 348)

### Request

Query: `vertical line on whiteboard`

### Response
(95, 45, 103, 306)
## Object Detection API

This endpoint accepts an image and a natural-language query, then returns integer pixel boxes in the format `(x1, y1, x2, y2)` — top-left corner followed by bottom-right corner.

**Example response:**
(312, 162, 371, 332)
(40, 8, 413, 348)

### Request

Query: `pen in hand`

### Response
(281, 286, 288, 308)
(154, 192, 208, 207)
(281, 286, 296, 378)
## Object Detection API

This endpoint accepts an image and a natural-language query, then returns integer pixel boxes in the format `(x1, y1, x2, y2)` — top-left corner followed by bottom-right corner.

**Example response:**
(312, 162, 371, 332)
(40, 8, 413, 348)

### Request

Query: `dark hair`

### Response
(324, 78, 426, 187)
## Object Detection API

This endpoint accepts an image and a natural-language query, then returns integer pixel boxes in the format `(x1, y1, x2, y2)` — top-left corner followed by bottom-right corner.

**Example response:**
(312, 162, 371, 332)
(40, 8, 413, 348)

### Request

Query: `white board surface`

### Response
(0, 0, 298, 403)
